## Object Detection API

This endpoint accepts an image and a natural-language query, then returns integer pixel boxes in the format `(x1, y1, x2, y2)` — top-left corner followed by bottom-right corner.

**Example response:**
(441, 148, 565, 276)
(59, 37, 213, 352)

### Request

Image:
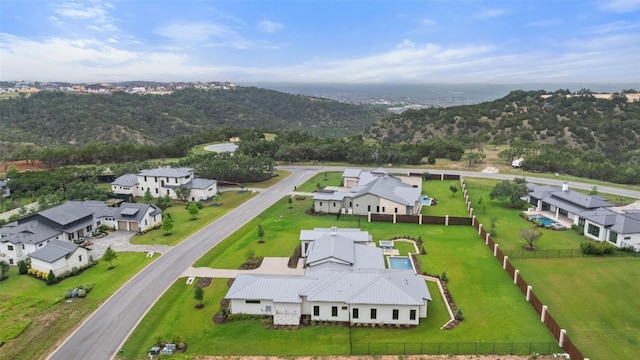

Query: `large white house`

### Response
(225, 227, 431, 326)
(313, 168, 422, 216)
(0, 201, 162, 265)
(526, 183, 640, 251)
(111, 167, 217, 202)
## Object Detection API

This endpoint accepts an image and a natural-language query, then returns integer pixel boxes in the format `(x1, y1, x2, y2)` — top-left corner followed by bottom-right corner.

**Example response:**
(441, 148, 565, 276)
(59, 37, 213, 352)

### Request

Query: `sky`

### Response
(1, 0, 639, 84)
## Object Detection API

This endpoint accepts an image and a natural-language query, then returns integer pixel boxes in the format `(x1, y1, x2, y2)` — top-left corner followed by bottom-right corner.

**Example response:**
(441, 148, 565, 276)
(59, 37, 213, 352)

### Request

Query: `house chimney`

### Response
(562, 182, 569, 192)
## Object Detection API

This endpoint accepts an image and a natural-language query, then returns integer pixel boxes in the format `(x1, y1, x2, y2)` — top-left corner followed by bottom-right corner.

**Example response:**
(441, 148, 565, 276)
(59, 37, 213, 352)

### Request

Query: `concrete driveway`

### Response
(86, 231, 172, 259)
(181, 256, 305, 279)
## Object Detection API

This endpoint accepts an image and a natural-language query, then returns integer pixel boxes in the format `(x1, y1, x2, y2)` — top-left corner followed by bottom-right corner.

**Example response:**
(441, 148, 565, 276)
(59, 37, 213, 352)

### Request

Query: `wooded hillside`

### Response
(0, 87, 386, 146)
(366, 89, 640, 163)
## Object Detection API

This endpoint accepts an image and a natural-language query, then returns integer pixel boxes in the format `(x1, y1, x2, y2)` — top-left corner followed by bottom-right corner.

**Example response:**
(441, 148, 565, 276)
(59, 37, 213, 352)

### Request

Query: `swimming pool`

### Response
(388, 256, 413, 270)
(421, 196, 431, 206)
(529, 215, 557, 227)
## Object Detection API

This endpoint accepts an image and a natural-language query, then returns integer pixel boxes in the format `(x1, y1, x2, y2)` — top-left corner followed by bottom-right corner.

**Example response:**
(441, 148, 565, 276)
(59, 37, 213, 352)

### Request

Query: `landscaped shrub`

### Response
(71, 266, 80, 276)
(77, 289, 87, 298)
(17, 260, 28, 274)
(420, 245, 426, 255)
(454, 307, 464, 321)
(440, 271, 448, 282)
(580, 241, 617, 255)
(46, 270, 57, 285)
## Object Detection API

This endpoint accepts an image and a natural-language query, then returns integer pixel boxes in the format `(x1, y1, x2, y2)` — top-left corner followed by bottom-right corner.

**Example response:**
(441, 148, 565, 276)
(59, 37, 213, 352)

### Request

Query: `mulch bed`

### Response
(197, 277, 213, 288)
(239, 257, 263, 270)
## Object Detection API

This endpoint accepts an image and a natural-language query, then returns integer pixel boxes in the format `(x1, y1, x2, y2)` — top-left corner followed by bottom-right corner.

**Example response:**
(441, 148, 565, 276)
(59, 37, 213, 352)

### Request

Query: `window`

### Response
(376, 206, 380, 212)
(313, 306, 320, 316)
(382, 207, 385, 212)
(9, 259, 13, 265)
(608, 231, 618, 244)
(319, 201, 323, 206)
(587, 223, 600, 237)
(7, 245, 13, 251)
(370, 308, 377, 319)
(333, 202, 336, 207)
(78, 255, 82, 262)
(410, 310, 416, 320)
(349, 201, 352, 207)
(578, 217, 585, 227)
(144, 176, 147, 181)
(69, 233, 75, 240)
(155, 188, 159, 194)
(332, 306, 338, 317)
(341, 306, 347, 310)
(86, 225, 92, 232)
(392, 309, 399, 320)
(154, 177, 158, 183)
(394, 208, 398, 213)
(624, 236, 631, 240)
(97, 221, 101, 226)
(367, 205, 371, 212)
(352, 308, 359, 319)
(144, 220, 148, 225)
(22, 244, 25, 249)
(245, 300, 261, 304)
(39, 243, 43, 247)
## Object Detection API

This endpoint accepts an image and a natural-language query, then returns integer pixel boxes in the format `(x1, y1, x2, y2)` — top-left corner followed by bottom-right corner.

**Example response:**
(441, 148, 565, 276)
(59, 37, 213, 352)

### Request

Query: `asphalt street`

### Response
(46, 166, 639, 360)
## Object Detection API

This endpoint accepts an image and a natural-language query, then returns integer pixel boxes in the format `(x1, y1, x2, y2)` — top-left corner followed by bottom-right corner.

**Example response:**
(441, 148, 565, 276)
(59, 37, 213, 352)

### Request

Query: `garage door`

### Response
(118, 220, 128, 231)
(129, 222, 139, 232)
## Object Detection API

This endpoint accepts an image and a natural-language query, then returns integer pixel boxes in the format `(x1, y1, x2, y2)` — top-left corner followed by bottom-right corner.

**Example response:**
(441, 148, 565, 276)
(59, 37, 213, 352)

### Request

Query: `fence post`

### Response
(485, 233, 490, 245)
(368, 212, 371, 223)
(514, 269, 519, 284)
(503, 255, 508, 269)
(393, 213, 396, 224)
(541, 305, 547, 322)
(441, 174, 444, 181)
(526, 285, 532, 301)
(478, 223, 483, 235)
(559, 329, 566, 347)
(494, 243, 499, 256)
(419, 214, 423, 225)
(445, 215, 449, 226)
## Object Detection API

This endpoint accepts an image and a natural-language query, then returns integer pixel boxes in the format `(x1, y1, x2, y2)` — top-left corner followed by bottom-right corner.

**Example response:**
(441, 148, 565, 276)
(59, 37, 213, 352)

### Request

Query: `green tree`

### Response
(194, 285, 204, 308)
(489, 178, 529, 208)
(489, 216, 498, 236)
(175, 186, 191, 202)
(187, 202, 199, 220)
(0, 260, 9, 280)
(590, 186, 598, 195)
(143, 189, 153, 203)
(162, 217, 174, 235)
(449, 185, 458, 197)
(462, 152, 485, 167)
(102, 246, 118, 269)
(257, 224, 265, 243)
(46, 269, 57, 285)
(17, 260, 28, 274)
(519, 227, 543, 250)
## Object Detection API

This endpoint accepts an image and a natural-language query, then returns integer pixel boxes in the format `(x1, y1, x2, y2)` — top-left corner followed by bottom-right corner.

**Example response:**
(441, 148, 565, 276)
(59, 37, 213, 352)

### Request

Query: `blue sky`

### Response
(1, 0, 639, 84)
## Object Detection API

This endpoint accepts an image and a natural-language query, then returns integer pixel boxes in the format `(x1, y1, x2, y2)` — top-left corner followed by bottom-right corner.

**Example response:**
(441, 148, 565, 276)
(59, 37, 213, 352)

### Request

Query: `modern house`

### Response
(313, 168, 422, 216)
(526, 182, 640, 250)
(0, 200, 162, 266)
(225, 227, 432, 326)
(29, 239, 90, 277)
(111, 167, 217, 202)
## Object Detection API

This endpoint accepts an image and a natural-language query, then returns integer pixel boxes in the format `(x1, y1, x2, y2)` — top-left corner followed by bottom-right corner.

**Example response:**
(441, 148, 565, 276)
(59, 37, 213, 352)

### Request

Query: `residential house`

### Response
(313, 168, 422, 216)
(226, 227, 431, 326)
(526, 182, 640, 250)
(0, 179, 10, 198)
(0, 220, 62, 265)
(111, 167, 217, 202)
(29, 239, 90, 277)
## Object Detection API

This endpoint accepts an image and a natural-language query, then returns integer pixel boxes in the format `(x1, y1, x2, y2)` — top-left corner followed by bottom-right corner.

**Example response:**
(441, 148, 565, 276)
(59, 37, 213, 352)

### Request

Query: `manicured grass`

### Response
(465, 179, 587, 251)
(391, 240, 418, 255)
(241, 169, 290, 189)
(0, 252, 157, 359)
(421, 179, 469, 217)
(514, 258, 640, 360)
(131, 191, 255, 246)
(119, 278, 352, 359)
(295, 171, 343, 193)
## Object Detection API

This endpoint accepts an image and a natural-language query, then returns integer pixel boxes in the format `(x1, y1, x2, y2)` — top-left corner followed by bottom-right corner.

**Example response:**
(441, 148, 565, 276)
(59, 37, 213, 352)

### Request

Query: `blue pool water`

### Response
(529, 215, 556, 226)
(421, 196, 431, 205)
(389, 257, 413, 270)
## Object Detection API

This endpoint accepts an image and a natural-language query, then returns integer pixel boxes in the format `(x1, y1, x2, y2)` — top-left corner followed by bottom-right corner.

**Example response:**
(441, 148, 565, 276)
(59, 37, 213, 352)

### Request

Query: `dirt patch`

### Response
(0, 160, 49, 176)
(197, 277, 213, 288)
(195, 356, 558, 360)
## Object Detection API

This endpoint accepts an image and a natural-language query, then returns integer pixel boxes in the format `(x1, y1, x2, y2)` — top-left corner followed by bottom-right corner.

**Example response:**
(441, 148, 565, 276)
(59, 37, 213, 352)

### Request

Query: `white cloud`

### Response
(257, 20, 283, 33)
(597, 0, 640, 13)
(474, 8, 507, 19)
(587, 20, 640, 34)
(525, 19, 560, 27)
(108, 38, 118, 43)
(50, 1, 119, 32)
(156, 22, 237, 43)
(397, 39, 416, 48)
(421, 18, 437, 27)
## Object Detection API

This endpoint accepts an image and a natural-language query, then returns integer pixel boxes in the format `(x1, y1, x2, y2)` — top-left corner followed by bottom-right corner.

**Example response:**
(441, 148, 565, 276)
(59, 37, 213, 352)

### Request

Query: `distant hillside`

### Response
(0, 87, 385, 146)
(365, 89, 640, 163)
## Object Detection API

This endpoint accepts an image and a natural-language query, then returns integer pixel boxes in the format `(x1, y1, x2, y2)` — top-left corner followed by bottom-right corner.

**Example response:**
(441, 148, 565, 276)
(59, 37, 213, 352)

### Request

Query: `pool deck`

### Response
(524, 210, 573, 228)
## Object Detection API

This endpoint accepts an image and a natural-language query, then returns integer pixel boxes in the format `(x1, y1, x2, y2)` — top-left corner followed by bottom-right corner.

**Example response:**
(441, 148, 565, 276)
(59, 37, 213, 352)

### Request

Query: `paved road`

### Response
(48, 165, 639, 360)
(47, 167, 317, 360)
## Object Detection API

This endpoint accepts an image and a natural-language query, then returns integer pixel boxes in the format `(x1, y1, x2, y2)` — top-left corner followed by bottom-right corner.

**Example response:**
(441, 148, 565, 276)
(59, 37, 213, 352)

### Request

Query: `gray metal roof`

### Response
(352, 175, 420, 206)
(527, 184, 612, 211)
(185, 178, 216, 189)
(313, 190, 347, 201)
(38, 202, 95, 226)
(29, 239, 80, 263)
(115, 203, 161, 222)
(120, 207, 139, 216)
(226, 274, 316, 303)
(306, 235, 355, 266)
(300, 228, 372, 243)
(610, 213, 640, 234)
(138, 167, 193, 178)
(111, 174, 139, 187)
(342, 169, 362, 178)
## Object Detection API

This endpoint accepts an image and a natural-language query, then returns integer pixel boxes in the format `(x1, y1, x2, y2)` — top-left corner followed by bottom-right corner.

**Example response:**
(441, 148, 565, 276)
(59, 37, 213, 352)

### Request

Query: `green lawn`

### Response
(514, 258, 640, 360)
(421, 179, 469, 217)
(0, 252, 157, 359)
(131, 191, 255, 246)
(295, 171, 343, 192)
(241, 169, 290, 188)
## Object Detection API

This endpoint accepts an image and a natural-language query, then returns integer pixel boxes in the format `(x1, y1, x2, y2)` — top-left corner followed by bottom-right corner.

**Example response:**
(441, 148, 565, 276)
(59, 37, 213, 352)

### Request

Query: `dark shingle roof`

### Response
(29, 239, 79, 263)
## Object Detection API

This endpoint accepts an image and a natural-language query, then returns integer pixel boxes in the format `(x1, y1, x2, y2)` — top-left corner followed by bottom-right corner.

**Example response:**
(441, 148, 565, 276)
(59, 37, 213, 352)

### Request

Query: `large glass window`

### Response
(587, 223, 600, 237)
(410, 310, 416, 320)
(608, 231, 618, 244)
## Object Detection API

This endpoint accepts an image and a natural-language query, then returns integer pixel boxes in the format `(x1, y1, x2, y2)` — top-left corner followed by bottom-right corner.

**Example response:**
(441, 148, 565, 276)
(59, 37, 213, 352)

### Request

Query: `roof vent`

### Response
(330, 226, 338, 236)
(562, 182, 569, 192)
